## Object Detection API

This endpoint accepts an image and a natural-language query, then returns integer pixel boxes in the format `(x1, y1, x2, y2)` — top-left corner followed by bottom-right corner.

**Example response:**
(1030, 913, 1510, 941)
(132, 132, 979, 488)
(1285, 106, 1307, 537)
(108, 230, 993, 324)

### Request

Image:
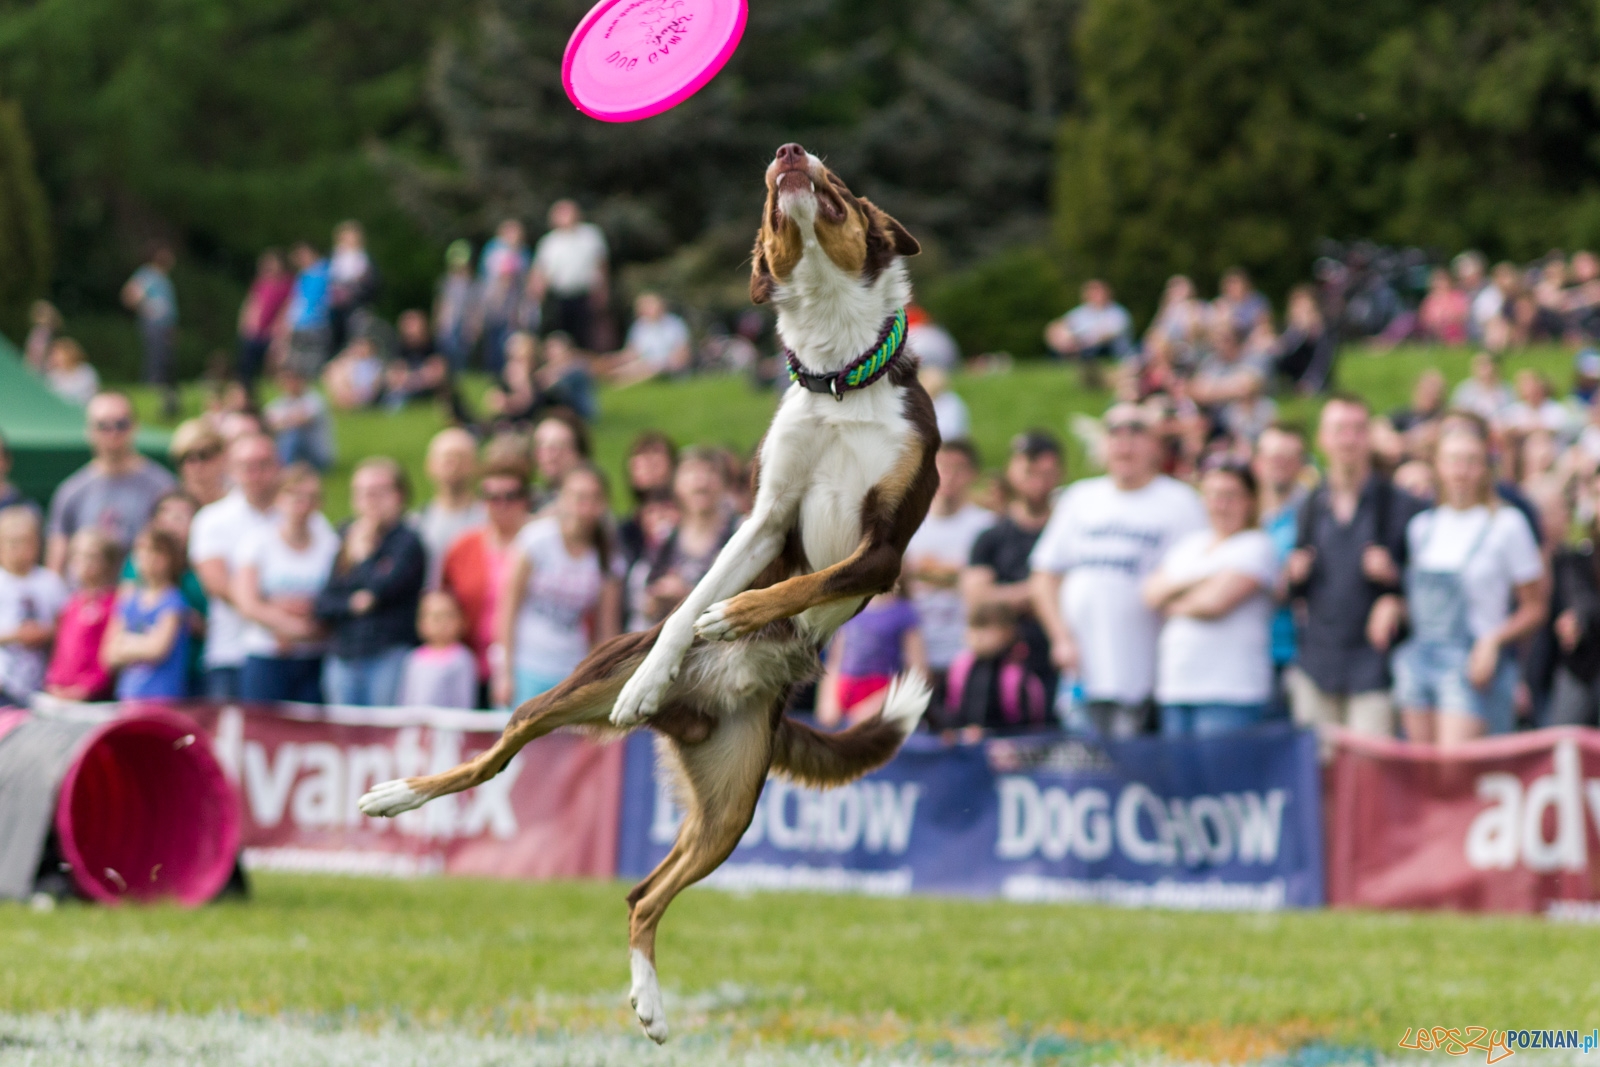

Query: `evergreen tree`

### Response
(0, 98, 51, 329)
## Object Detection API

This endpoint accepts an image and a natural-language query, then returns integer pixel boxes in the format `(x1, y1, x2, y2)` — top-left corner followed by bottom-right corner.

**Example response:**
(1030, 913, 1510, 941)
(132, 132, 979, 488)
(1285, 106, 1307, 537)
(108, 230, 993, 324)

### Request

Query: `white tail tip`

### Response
(880, 670, 932, 735)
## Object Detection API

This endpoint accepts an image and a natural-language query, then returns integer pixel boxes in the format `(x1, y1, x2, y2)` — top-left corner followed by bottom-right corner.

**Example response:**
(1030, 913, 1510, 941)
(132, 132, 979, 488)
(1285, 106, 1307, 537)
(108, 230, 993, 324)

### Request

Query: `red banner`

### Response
(1326, 726, 1600, 913)
(179, 702, 621, 881)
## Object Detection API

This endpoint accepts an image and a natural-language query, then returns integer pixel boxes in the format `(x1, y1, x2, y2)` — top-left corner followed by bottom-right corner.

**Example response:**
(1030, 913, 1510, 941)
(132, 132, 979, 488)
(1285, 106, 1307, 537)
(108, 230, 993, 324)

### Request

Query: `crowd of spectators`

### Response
(18, 225, 1600, 752)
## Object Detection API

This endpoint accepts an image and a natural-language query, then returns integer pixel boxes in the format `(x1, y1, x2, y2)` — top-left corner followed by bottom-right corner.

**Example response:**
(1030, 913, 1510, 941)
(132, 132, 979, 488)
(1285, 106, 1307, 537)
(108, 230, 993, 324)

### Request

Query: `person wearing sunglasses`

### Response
(167, 420, 228, 508)
(440, 464, 533, 706)
(45, 392, 176, 574)
(1030, 403, 1207, 737)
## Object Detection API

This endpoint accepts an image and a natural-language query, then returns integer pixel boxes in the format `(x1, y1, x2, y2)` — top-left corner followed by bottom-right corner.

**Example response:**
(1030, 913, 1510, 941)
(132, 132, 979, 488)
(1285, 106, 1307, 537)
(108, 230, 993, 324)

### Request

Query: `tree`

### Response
(383, 0, 1078, 299)
(1054, 0, 1600, 319)
(0, 0, 451, 372)
(0, 97, 51, 330)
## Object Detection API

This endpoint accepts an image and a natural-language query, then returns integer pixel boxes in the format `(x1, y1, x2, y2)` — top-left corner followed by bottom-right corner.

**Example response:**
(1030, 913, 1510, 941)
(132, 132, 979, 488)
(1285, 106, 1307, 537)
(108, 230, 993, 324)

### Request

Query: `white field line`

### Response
(0, 1012, 1588, 1067)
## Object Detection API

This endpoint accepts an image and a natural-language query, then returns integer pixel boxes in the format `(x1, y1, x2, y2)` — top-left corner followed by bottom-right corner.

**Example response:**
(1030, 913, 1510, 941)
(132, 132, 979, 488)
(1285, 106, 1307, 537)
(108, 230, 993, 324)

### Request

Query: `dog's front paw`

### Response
(611, 654, 678, 727)
(694, 596, 760, 642)
(358, 779, 425, 818)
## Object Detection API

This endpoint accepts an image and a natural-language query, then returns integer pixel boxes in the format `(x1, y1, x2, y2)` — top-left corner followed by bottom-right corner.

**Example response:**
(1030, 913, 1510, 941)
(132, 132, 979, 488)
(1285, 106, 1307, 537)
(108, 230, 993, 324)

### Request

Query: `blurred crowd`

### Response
(15, 222, 1600, 752)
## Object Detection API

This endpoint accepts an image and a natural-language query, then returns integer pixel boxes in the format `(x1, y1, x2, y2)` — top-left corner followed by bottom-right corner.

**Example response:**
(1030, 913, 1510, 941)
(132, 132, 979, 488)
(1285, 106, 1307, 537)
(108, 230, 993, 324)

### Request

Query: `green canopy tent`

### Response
(0, 334, 170, 507)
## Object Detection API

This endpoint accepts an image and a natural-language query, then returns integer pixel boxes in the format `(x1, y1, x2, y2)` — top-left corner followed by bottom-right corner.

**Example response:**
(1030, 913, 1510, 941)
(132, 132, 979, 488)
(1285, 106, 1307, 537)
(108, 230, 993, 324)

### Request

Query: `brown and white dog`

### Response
(358, 143, 939, 1043)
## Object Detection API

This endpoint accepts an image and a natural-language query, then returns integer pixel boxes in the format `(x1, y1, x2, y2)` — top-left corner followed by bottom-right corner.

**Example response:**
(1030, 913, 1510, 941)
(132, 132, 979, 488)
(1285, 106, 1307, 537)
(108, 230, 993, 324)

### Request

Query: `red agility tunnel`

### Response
(0, 706, 240, 906)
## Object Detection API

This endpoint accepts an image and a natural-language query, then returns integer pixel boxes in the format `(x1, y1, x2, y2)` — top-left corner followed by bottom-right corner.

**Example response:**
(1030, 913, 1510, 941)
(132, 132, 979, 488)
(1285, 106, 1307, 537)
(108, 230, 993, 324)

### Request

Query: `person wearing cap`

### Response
(1029, 403, 1206, 737)
(963, 431, 1064, 698)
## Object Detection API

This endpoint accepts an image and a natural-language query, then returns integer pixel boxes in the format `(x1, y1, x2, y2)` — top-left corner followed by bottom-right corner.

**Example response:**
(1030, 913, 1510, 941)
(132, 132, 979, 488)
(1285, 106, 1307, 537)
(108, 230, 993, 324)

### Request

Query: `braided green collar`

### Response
(784, 308, 909, 400)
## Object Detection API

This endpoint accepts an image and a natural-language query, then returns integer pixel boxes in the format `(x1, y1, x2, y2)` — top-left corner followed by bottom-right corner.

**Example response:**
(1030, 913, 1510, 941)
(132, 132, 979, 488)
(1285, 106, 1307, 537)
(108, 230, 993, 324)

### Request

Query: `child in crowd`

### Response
(44, 530, 121, 701)
(817, 584, 926, 726)
(45, 338, 100, 407)
(0, 507, 68, 705)
(937, 603, 1052, 741)
(323, 336, 386, 410)
(265, 365, 336, 470)
(104, 528, 192, 700)
(400, 591, 479, 709)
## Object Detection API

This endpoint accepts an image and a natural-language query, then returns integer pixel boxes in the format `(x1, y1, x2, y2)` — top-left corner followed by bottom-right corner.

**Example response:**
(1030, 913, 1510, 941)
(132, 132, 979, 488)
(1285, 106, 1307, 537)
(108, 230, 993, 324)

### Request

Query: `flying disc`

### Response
(562, 0, 747, 122)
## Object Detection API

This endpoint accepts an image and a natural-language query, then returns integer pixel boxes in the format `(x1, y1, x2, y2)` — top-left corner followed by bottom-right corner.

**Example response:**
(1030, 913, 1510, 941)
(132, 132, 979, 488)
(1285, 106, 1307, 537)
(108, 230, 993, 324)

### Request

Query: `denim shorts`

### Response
(1392, 640, 1517, 734)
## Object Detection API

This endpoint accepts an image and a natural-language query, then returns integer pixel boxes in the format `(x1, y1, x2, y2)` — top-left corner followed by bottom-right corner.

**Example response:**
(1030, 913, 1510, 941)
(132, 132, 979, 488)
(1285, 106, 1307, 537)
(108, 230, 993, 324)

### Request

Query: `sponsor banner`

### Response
(176, 701, 621, 881)
(617, 725, 1324, 908)
(1326, 726, 1600, 913)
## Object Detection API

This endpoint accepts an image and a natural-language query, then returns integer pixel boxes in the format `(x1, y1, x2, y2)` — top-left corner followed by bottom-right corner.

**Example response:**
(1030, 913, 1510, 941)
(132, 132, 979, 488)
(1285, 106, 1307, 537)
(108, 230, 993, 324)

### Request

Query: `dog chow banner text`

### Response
(616, 726, 1326, 908)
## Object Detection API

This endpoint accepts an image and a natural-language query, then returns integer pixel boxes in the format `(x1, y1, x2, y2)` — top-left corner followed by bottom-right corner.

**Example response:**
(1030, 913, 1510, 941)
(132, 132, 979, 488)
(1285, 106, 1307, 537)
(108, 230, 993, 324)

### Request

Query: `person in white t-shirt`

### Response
(1030, 402, 1207, 736)
(0, 506, 67, 703)
(494, 464, 622, 707)
(528, 199, 609, 350)
(233, 465, 340, 703)
(188, 434, 282, 699)
(603, 293, 691, 385)
(904, 440, 995, 686)
(1388, 427, 1545, 745)
(1143, 462, 1281, 735)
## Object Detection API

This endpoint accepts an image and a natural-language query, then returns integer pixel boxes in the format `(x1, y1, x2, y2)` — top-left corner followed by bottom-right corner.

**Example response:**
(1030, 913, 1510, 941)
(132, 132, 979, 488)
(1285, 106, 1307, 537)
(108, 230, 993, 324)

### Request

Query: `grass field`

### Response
(126, 344, 1575, 521)
(41, 345, 1591, 1064)
(3, 873, 1598, 1064)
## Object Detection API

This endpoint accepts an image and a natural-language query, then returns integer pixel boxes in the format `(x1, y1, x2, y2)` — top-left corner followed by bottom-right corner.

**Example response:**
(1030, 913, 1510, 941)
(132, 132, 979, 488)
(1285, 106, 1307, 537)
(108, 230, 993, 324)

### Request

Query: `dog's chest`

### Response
(795, 403, 907, 572)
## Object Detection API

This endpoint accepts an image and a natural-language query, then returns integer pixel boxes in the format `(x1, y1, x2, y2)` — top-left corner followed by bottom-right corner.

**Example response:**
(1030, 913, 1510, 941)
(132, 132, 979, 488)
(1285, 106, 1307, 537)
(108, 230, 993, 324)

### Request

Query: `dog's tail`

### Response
(771, 671, 931, 788)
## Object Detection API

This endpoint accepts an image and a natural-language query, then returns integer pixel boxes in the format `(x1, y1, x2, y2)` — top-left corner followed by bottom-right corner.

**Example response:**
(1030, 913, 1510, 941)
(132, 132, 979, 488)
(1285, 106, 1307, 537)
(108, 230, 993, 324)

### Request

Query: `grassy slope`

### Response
(128, 345, 1574, 522)
(3, 873, 1595, 1054)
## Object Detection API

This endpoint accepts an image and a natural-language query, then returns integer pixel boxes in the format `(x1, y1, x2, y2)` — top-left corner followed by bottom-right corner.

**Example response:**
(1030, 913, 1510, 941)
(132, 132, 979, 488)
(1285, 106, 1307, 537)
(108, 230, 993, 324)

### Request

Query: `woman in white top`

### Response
(1386, 426, 1545, 744)
(1143, 462, 1280, 736)
(234, 465, 340, 703)
(494, 463, 621, 707)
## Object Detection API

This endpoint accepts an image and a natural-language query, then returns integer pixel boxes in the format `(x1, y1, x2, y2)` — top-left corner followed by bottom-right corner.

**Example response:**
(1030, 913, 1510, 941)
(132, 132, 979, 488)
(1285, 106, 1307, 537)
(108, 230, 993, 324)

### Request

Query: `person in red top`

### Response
(44, 530, 121, 700)
(237, 249, 293, 388)
(440, 463, 532, 700)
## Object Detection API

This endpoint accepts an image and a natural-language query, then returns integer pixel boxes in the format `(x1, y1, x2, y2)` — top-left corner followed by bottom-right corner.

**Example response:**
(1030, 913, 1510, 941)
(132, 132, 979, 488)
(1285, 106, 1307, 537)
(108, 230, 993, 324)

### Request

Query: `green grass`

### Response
(127, 344, 1574, 522)
(3, 873, 1596, 1058)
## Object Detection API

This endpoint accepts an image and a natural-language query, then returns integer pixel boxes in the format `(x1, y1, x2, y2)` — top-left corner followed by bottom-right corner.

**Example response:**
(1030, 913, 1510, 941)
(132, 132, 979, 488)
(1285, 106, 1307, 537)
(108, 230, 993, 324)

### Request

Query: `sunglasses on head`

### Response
(1105, 420, 1150, 435)
(93, 418, 132, 433)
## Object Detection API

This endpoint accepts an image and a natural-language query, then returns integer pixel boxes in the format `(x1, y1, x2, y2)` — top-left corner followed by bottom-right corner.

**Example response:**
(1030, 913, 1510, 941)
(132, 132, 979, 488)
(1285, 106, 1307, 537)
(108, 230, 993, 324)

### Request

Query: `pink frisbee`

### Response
(562, 0, 748, 123)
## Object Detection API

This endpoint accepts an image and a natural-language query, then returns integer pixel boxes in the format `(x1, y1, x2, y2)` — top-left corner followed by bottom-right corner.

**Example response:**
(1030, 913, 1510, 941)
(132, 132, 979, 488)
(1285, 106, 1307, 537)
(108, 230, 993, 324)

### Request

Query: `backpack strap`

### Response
(999, 661, 1025, 724)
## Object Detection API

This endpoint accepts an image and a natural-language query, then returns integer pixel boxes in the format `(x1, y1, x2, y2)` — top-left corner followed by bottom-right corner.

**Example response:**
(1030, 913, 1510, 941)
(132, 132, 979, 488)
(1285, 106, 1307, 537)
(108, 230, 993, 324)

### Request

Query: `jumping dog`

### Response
(359, 142, 939, 1043)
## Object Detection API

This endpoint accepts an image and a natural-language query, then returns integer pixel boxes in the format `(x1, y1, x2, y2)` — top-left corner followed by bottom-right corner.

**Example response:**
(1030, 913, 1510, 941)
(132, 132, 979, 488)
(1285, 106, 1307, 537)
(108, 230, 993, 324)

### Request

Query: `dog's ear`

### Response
(750, 239, 777, 304)
(864, 200, 920, 259)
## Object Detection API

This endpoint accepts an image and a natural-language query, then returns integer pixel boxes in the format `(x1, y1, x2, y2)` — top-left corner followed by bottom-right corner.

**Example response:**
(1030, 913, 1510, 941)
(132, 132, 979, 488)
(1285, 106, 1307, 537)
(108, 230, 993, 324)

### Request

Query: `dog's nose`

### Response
(775, 143, 807, 169)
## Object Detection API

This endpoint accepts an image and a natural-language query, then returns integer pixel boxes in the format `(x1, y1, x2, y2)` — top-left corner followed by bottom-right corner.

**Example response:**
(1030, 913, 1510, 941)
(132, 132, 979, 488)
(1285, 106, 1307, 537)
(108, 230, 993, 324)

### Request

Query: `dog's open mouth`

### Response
(775, 168, 847, 224)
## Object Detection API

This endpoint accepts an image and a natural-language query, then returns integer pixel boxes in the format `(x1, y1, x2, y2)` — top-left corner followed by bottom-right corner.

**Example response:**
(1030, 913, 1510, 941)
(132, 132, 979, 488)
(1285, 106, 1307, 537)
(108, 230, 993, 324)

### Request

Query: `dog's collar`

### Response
(784, 308, 908, 401)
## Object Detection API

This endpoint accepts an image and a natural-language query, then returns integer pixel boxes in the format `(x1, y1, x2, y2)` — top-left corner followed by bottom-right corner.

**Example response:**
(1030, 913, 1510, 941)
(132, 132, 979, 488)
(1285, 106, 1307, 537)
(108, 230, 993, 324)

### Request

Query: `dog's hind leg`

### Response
(623, 710, 773, 1043)
(359, 628, 659, 818)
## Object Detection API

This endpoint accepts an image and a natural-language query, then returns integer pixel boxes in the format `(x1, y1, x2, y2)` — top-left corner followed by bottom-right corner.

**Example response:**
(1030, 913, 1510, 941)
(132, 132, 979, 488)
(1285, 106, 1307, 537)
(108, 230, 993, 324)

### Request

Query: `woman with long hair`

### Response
(315, 458, 426, 706)
(494, 463, 621, 706)
(235, 465, 339, 703)
(1387, 427, 1545, 744)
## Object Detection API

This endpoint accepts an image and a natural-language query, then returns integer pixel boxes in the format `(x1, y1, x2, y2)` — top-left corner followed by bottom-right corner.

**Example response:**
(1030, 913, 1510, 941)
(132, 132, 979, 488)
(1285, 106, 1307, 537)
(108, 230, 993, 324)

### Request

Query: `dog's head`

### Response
(750, 143, 920, 305)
